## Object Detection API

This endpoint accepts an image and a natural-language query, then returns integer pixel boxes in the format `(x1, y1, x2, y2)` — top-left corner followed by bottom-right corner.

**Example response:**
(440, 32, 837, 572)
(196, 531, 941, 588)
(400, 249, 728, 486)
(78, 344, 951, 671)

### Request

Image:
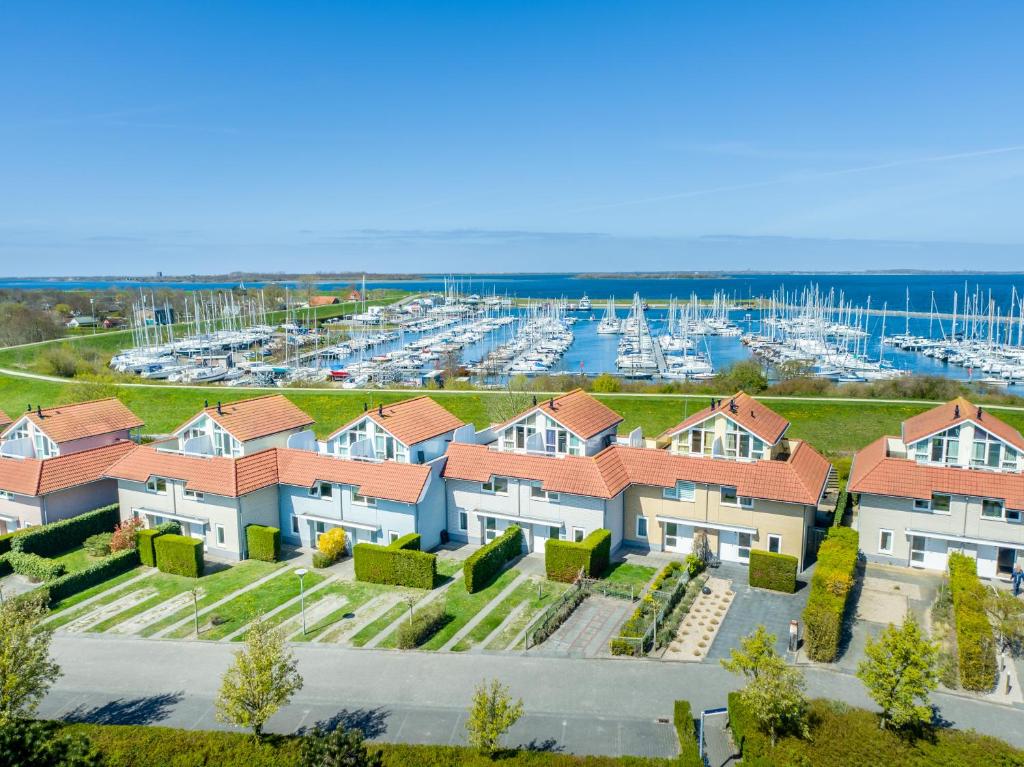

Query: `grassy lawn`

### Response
(52, 546, 106, 573)
(350, 602, 412, 647)
(452, 575, 565, 652)
(177, 567, 326, 640)
(416, 568, 520, 651)
(486, 578, 571, 651)
(289, 580, 395, 642)
(601, 562, 656, 593)
(47, 567, 148, 616)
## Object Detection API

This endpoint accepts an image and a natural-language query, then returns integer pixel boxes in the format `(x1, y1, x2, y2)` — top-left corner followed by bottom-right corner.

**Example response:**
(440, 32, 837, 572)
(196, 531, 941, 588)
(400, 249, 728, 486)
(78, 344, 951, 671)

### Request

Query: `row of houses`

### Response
(2, 388, 1024, 581)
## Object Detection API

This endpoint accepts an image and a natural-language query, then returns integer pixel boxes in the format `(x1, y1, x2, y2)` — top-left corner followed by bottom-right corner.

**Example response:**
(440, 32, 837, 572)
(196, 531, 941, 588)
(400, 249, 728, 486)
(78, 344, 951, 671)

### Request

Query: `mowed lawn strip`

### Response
(601, 563, 657, 593)
(89, 572, 207, 633)
(51, 546, 104, 573)
(419, 568, 520, 651)
(291, 580, 393, 642)
(350, 602, 410, 647)
(139, 560, 284, 637)
(486, 579, 570, 651)
(47, 567, 148, 618)
(182, 568, 327, 640)
(451, 576, 540, 652)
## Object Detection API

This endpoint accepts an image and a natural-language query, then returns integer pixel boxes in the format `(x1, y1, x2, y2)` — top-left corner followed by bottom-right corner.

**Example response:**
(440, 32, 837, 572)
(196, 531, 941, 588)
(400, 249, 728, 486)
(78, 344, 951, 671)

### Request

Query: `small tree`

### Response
(318, 528, 347, 564)
(986, 588, 1024, 653)
(857, 615, 939, 730)
(110, 516, 144, 552)
(465, 678, 523, 754)
(301, 726, 383, 767)
(216, 619, 303, 739)
(720, 624, 778, 681)
(0, 593, 61, 724)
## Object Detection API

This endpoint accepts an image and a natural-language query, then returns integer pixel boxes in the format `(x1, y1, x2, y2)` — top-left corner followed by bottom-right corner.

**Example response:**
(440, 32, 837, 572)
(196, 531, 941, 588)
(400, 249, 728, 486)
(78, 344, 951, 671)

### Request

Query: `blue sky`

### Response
(2, 1, 1023, 275)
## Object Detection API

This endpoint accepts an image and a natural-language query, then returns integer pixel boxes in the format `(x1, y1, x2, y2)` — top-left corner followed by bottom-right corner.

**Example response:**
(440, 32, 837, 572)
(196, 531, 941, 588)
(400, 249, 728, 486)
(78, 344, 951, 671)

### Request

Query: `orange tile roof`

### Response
(0, 440, 137, 497)
(849, 435, 1024, 509)
(0, 410, 11, 431)
(307, 296, 339, 306)
(497, 389, 623, 440)
(901, 397, 1024, 451)
(328, 397, 465, 446)
(105, 445, 429, 504)
(176, 395, 314, 443)
(658, 392, 790, 445)
(3, 398, 143, 445)
(443, 442, 831, 505)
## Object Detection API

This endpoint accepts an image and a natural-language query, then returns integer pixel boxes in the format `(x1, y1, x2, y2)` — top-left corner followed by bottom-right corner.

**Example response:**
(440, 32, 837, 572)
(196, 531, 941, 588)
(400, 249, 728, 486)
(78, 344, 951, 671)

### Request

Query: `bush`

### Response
(4, 550, 66, 582)
(136, 528, 162, 567)
(312, 552, 334, 569)
(748, 550, 797, 593)
(464, 526, 523, 593)
(354, 536, 436, 590)
(544, 529, 611, 582)
(155, 521, 182, 535)
(802, 526, 858, 662)
(948, 552, 997, 691)
(0, 530, 22, 556)
(395, 601, 449, 649)
(674, 701, 702, 767)
(10, 504, 120, 557)
(46, 549, 140, 604)
(247, 525, 281, 562)
(110, 517, 145, 552)
(83, 533, 113, 558)
(391, 532, 421, 551)
(154, 534, 204, 578)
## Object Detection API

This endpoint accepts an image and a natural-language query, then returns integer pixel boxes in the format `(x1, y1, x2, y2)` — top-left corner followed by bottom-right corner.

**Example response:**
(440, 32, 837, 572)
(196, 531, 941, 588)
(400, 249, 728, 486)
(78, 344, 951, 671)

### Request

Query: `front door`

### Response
(997, 547, 1018, 578)
(719, 531, 752, 564)
(663, 522, 693, 554)
(909, 535, 926, 568)
(483, 517, 498, 543)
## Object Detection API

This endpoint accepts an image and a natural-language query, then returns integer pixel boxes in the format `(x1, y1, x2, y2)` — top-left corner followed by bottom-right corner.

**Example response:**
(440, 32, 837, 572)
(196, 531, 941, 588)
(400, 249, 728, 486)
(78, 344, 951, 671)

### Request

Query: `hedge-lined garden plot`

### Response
(486, 579, 571, 651)
(453, 575, 566, 652)
(415, 568, 520, 650)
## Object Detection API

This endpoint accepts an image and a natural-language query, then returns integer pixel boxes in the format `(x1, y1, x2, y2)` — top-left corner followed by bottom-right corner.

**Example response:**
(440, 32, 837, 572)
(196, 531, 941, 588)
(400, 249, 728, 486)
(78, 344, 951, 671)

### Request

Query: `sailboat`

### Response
(597, 297, 621, 334)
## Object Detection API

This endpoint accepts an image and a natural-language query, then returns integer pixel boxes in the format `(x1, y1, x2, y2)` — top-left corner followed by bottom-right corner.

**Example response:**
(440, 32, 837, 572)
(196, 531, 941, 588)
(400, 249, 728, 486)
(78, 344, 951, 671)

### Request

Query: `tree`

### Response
(720, 624, 778, 681)
(301, 726, 383, 767)
(0, 593, 61, 723)
(215, 619, 303, 739)
(856, 615, 939, 730)
(465, 678, 523, 754)
(485, 379, 535, 425)
(985, 588, 1024, 653)
(110, 516, 145, 552)
(591, 373, 622, 393)
(0, 720, 102, 767)
(714, 360, 768, 394)
(722, 626, 808, 746)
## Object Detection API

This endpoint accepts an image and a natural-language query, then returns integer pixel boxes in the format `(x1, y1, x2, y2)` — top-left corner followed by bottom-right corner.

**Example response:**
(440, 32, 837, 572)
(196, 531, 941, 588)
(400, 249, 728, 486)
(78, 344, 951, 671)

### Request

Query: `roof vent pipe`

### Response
(36, 405, 42, 418)
(378, 404, 383, 416)
(204, 399, 209, 409)
(954, 404, 960, 419)
(977, 406, 983, 420)
(363, 402, 368, 412)
(532, 395, 538, 407)
(710, 398, 716, 410)
(26, 404, 31, 412)
(217, 402, 223, 416)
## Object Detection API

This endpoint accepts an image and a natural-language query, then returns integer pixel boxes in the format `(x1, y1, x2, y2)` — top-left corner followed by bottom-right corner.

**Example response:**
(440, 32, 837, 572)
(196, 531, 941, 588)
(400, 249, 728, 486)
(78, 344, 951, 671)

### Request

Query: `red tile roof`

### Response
(443, 441, 831, 505)
(176, 395, 314, 443)
(901, 397, 1024, 451)
(497, 389, 623, 440)
(0, 440, 137, 497)
(0, 410, 11, 431)
(105, 446, 429, 504)
(659, 392, 790, 445)
(3, 398, 143, 445)
(849, 436, 1024, 509)
(328, 397, 465, 447)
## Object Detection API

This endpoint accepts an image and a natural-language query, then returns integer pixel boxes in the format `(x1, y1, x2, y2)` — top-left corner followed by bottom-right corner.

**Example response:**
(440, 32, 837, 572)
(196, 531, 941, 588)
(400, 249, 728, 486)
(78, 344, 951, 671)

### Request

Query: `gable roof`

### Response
(0, 410, 11, 431)
(105, 445, 429, 504)
(498, 389, 623, 440)
(176, 395, 314, 443)
(2, 399, 143, 445)
(901, 397, 1024, 451)
(443, 441, 830, 506)
(328, 397, 465, 446)
(658, 392, 790, 445)
(849, 435, 1024, 510)
(0, 440, 137, 497)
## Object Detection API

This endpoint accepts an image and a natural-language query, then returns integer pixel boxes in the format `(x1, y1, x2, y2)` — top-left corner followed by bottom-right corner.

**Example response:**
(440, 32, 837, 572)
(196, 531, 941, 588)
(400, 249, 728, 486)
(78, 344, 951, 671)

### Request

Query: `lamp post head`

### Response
(296, 568, 308, 577)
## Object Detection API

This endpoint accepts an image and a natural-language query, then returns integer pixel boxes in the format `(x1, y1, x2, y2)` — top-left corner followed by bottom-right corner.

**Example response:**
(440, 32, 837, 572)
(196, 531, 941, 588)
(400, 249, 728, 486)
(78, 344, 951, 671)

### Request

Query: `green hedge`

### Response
(353, 536, 436, 590)
(464, 525, 523, 593)
(45, 549, 140, 604)
(10, 505, 120, 557)
(246, 525, 280, 562)
(545, 529, 611, 582)
(749, 549, 797, 593)
(0, 530, 21, 556)
(674, 700, 702, 767)
(3, 550, 66, 582)
(137, 529, 163, 567)
(154, 534, 204, 578)
(802, 526, 858, 662)
(948, 552, 997, 691)
(395, 601, 449, 649)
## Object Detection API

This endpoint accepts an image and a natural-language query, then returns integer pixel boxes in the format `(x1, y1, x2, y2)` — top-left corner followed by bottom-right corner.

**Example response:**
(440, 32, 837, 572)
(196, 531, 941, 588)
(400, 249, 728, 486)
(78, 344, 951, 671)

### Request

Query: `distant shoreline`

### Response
(573, 272, 725, 280)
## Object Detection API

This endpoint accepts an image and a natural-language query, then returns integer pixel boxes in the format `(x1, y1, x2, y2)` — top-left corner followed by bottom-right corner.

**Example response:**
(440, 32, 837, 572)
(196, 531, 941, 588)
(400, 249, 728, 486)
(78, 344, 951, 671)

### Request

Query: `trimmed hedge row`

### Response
(154, 534, 204, 578)
(45, 549, 140, 604)
(674, 700, 702, 767)
(749, 549, 797, 593)
(545, 529, 611, 582)
(0, 530, 21, 556)
(354, 535, 436, 590)
(246, 525, 280, 562)
(3, 550, 66, 582)
(137, 529, 162, 567)
(802, 526, 859, 662)
(10, 504, 120, 557)
(395, 601, 449, 649)
(948, 552, 998, 691)
(464, 525, 523, 593)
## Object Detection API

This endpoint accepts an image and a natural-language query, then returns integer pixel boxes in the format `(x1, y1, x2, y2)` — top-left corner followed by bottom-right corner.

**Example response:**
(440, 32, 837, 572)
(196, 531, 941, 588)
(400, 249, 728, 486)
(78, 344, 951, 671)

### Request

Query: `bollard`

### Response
(789, 620, 799, 653)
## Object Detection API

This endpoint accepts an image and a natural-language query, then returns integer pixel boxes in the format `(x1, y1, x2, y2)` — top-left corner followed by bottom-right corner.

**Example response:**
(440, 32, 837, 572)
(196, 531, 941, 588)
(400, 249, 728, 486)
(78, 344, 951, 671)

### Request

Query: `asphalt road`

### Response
(38, 635, 1024, 758)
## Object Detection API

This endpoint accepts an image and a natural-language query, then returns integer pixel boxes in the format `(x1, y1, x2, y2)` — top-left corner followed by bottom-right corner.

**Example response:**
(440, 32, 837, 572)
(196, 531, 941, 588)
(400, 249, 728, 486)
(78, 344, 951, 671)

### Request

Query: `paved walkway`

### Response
(40, 635, 1024, 757)
(538, 595, 633, 658)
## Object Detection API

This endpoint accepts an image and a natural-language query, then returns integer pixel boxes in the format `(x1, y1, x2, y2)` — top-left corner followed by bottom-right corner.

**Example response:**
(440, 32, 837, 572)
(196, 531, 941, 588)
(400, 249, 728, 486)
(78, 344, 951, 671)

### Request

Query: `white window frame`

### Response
(878, 528, 894, 554)
(571, 526, 585, 543)
(737, 532, 752, 561)
(635, 515, 648, 539)
(388, 530, 400, 544)
(548, 525, 561, 540)
(530, 483, 559, 503)
(913, 498, 932, 511)
(0, 490, 13, 500)
(482, 476, 508, 495)
(458, 511, 468, 531)
(146, 477, 167, 494)
(739, 496, 754, 509)
(982, 498, 1006, 520)
(484, 517, 498, 542)
(720, 485, 738, 505)
(352, 491, 376, 507)
(767, 534, 782, 554)
(215, 523, 226, 546)
(184, 488, 204, 501)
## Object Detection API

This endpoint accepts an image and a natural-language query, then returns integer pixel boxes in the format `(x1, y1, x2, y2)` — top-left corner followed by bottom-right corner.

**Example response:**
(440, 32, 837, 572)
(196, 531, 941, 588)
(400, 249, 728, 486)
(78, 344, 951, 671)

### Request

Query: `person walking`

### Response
(1012, 563, 1024, 598)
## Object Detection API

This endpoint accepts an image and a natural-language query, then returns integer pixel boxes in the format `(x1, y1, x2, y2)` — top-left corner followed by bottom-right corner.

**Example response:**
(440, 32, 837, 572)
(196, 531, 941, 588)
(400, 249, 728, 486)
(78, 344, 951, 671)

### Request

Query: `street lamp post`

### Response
(296, 568, 308, 635)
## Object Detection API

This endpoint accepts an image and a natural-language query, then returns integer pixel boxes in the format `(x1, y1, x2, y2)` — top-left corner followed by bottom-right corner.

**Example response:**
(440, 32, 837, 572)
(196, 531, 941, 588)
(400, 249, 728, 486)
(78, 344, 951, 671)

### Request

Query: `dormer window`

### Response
(146, 477, 167, 494)
(725, 424, 765, 461)
(685, 426, 714, 456)
(971, 428, 1018, 471)
(482, 476, 508, 495)
(309, 481, 333, 499)
(913, 426, 959, 466)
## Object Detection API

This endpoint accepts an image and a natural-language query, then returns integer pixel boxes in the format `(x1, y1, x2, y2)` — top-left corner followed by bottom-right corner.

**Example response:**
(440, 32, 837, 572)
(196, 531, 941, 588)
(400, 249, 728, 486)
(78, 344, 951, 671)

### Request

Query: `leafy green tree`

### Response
(0, 720, 102, 767)
(301, 726, 383, 767)
(985, 588, 1024, 653)
(591, 373, 622, 393)
(714, 360, 768, 394)
(722, 626, 808, 746)
(465, 678, 523, 754)
(0, 593, 61, 724)
(215, 619, 303, 739)
(857, 615, 939, 729)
